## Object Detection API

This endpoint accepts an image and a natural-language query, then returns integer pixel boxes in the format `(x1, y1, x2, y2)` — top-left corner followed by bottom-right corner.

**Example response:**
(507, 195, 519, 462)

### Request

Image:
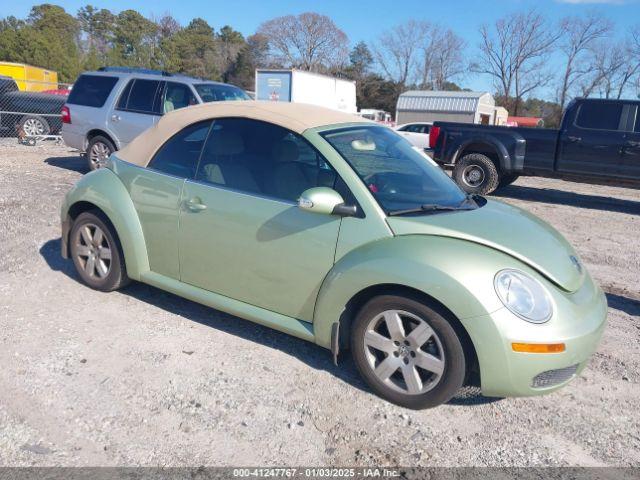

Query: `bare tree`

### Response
(575, 28, 640, 101)
(594, 42, 640, 99)
(430, 29, 466, 90)
(556, 13, 612, 109)
(579, 41, 625, 98)
(474, 10, 560, 114)
(372, 20, 429, 88)
(257, 12, 348, 71)
(156, 13, 180, 39)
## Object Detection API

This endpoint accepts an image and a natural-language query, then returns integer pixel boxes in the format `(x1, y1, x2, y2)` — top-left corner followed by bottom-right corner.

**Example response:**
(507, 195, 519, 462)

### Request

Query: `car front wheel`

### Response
(70, 211, 130, 291)
(351, 295, 466, 409)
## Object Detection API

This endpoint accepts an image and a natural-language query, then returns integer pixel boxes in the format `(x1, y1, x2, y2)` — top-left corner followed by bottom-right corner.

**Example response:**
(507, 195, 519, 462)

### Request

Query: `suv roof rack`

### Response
(98, 66, 173, 77)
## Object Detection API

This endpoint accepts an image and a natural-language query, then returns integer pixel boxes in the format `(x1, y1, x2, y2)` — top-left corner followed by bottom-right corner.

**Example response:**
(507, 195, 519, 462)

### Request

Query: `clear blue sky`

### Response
(3, 0, 640, 98)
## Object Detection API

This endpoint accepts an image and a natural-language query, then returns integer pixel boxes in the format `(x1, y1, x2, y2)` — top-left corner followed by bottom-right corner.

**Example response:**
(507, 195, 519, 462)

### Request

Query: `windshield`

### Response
(321, 125, 469, 214)
(194, 83, 250, 102)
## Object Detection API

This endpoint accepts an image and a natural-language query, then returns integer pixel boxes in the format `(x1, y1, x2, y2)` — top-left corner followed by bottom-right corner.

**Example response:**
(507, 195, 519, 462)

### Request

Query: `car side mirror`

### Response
(298, 187, 357, 217)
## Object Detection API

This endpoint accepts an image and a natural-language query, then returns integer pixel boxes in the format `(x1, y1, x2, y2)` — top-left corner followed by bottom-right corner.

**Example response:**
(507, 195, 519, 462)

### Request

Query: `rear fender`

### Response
(61, 168, 149, 280)
(453, 134, 525, 172)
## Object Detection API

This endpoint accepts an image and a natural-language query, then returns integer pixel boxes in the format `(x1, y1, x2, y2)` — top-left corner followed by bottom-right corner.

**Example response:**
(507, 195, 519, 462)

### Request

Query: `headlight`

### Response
(494, 269, 553, 323)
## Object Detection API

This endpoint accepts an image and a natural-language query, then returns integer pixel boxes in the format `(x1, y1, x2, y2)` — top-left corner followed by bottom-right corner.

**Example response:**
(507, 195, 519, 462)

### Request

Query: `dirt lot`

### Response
(0, 138, 639, 467)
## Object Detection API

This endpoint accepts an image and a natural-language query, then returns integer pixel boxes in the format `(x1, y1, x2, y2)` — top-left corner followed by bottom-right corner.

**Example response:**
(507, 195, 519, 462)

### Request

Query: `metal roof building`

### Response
(396, 90, 498, 125)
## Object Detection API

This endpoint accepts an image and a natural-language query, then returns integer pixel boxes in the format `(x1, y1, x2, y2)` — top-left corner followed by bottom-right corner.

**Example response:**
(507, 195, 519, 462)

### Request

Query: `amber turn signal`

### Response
(512, 342, 566, 353)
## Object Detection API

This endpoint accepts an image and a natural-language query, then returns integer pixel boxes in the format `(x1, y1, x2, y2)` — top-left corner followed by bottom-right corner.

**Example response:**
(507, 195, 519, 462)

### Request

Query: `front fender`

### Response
(60, 168, 149, 280)
(313, 235, 515, 349)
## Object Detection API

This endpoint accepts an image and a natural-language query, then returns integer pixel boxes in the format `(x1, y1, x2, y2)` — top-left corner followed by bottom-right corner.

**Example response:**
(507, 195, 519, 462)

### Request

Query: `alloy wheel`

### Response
(89, 142, 111, 169)
(462, 165, 485, 188)
(22, 118, 46, 136)
(363, 309, 445, 395)
(74, 223, 112, 279)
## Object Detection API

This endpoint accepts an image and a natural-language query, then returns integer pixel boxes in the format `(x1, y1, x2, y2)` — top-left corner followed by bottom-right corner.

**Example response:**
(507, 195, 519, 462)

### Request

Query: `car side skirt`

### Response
(141, 271, 316, 343)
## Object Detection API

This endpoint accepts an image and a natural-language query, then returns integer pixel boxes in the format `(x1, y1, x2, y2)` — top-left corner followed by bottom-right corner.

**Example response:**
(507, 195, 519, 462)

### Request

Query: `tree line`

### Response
(1, 4, 638, 126)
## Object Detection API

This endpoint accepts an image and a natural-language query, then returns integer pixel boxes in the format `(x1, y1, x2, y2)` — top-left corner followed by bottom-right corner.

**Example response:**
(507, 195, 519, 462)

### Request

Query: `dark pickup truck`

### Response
(429, 97, 640, 194)
(0, 76, 66, 137)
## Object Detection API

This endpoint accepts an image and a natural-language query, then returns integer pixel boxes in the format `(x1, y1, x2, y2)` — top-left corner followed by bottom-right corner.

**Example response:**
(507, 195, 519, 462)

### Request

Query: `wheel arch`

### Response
(337, 283, 479, 385)
(85, 129, 118, 151)
(61, 169, 149, 280)
(453, 139, 506, 172)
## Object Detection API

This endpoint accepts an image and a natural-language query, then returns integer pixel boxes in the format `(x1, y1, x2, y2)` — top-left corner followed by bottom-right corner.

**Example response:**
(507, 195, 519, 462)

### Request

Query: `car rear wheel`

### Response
(453, 153, 500, 195)
(87, 135, 115, 171)
(70, 211, 130, 291)
(351, 295, 466, 409)
(19, 115, 50, 137)
(498, 173, 519, 188)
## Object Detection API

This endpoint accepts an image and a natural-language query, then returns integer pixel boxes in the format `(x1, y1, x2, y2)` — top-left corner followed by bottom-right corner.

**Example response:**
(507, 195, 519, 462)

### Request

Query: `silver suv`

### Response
(61, 67, 250, 170)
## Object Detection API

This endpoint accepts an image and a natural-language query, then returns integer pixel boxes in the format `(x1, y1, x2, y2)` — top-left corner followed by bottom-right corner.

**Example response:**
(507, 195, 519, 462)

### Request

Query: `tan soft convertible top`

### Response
(117, 101, 371, 167)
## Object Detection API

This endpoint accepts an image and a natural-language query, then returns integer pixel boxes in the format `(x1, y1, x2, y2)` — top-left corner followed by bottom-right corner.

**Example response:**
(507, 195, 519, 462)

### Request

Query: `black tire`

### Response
(453, 153, 500, 195)
(18, 115, 50, 136)
(86, 135, 116, 171)
(498, 173, 519, 188)
(69, 211, 130, 292)
(351, 295, 466, 409)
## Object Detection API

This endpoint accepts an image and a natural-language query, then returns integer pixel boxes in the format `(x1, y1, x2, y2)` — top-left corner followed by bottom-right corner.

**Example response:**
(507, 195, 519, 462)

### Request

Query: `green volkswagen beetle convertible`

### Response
(60, 102, 607, 409)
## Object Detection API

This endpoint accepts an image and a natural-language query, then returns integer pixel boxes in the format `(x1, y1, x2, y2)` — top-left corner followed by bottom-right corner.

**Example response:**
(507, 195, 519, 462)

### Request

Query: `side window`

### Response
(148, 121, 211, 178)
(66, 75, 118, 107)
(634, 109, 640, 133)
(162, 82, 198, 113)
(123, 79, 161, 114)
(421, 125, 430, 134)
(195, 118, 340, 202)
(576, 102, 623, 131)
(116, 80, 133, 110)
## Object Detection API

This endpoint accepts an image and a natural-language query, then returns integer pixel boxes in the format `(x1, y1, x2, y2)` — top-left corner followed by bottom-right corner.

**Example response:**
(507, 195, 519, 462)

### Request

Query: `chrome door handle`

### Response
(626, 140, 640, 148)
(567, 136, 581, 143)
(185, 198, 207, 212)
(111, 114, 120, 122)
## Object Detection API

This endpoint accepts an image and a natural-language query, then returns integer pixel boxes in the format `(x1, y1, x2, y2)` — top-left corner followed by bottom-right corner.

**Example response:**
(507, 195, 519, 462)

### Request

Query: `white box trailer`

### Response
(255, 69, 356, 113)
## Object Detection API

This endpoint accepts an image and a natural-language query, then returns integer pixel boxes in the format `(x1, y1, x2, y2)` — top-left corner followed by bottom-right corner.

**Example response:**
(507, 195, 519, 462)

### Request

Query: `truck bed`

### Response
(433, 121, 560, 173)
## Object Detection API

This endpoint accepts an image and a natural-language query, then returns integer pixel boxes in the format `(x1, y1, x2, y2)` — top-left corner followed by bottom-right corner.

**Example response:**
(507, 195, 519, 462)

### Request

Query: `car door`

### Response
(120, 120, 211, 279)
(620, 104, 640, 180)
(398, 124, 429, 149)
(557, 101, 627, 177)
(178, 117, 343, 322)
(109, 78, 161, 147)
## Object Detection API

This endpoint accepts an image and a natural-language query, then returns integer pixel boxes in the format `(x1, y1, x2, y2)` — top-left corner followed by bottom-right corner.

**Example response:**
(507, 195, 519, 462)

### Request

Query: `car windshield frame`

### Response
(194, 83, 251, 102)
(320, 125, 471, 216)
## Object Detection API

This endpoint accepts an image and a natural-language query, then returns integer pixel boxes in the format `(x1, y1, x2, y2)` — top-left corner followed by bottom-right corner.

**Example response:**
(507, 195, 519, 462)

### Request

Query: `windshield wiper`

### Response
(388, 204, 464, 216)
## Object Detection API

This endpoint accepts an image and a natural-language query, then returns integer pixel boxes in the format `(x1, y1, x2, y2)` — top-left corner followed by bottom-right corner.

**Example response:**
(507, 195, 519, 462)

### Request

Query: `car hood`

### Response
(386, 199, 585, 292)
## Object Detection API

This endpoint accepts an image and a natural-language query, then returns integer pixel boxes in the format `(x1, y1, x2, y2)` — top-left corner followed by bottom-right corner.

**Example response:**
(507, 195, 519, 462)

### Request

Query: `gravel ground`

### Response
(0, 137, 639, 467)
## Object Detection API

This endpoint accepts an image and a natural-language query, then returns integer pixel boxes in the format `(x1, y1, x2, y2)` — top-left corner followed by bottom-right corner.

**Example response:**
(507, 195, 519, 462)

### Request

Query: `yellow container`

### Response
(0, 62, 58, 92)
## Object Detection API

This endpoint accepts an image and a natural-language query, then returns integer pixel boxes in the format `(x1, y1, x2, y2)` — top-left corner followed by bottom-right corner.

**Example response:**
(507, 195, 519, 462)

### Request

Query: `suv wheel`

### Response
(351, 295, 466, 409)
(70, 211, 130, 291)
(453, 153, 500, 195)
(87, 135, 115, 171)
